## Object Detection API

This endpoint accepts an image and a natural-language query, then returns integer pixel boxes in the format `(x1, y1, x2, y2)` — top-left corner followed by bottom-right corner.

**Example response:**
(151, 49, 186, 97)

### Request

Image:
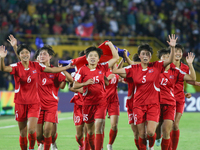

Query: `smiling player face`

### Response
(174, 48, 183, 61)
(19, 49, 30, 62)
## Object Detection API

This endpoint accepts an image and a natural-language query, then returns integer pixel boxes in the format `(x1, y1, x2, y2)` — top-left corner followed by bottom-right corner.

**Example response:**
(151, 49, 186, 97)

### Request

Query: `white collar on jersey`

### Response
(90, 68, 96, 71)
(142, 68, 148, 71)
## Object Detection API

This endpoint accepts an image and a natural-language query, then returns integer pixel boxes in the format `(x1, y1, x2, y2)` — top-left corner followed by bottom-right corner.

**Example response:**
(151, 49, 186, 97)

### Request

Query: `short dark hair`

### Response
(132, 53, 141, 62)
(138, 43, 153, 55)
(175, 43, 184, 52)
(85, 46, 103, 58)
(17, 44, 31, 55)
(157, 48, 170, 59)
(79, 50, 85, 57)
(38, 45, 55, 56)
(34, 50, 39, 60)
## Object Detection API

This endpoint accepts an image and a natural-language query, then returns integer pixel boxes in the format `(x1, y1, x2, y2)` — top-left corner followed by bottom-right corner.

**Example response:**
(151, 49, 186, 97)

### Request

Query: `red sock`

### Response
(28, 132, 36, 149)
(37, 135, 44, 146)
(95, 134, 103, 150)
(168, 132, 172, 150)
(44, 137, 52, 150)
(108, 129, 118, 145)
(84, 137, 90, 150)
(75, 135, 84, 147)
(171, 130, 180, 150)
(87, 133, 95, 150)
(161, 138, 170, 150)
(102, 131, 104, 148)
(147, 133, 156, 148)
(52, 133, 58, 144)
(134, 139, 139, 150)
(19, 136, 27, 150)
(139, 137, 146, 150)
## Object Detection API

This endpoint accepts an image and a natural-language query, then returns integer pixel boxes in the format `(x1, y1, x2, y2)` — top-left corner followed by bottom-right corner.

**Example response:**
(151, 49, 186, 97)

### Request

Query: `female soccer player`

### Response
(7, 35, 72, 150)
(105, 62, 123, 150)
(0, 44, 73, 150)
(70, 50, 109, 150)
(123, 52, 141, 150)
(112, 35, 177, 150)
(157, 48, 196, 150)
(73, 41, 119, 150)
(68, 51, 88, 150)
(36, 45, 73, 150)
(169, 44, 196, 150)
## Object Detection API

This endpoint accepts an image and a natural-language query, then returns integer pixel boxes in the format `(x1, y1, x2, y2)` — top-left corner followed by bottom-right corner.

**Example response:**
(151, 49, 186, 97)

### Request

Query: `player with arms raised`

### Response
(73, 41, 119, 150)
(0, 43, 73, 150)
(157, 48, 196, 150)
(112, 35, 177, 150)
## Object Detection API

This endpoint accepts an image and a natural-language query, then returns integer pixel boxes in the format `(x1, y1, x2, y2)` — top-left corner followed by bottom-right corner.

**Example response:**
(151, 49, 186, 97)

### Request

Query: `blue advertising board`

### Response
(57, 92, 200, 113)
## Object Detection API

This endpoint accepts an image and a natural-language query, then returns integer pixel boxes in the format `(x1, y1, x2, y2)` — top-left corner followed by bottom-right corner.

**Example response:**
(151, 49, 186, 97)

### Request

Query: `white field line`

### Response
(0, 125, 17, 129)
(0, 117, 73, 129)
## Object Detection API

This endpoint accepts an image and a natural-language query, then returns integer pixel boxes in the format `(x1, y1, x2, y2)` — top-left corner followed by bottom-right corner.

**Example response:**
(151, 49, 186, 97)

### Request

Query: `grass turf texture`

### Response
(0, 112, 199, 150)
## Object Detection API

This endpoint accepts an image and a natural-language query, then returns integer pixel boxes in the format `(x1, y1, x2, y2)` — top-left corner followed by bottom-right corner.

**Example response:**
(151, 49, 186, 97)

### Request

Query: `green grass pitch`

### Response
(0, 112, 199, 150)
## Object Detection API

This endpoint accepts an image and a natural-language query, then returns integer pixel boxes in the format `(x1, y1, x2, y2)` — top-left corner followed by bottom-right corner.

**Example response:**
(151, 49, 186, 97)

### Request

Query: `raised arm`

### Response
(112, 63, 127, 78)
(105, 41, 119, 68)
(118, 58, 124, 69)
(164, 34, 177, 67)
(0, 45, 12, 72)
(44, 63, 74, 73)
(57, 63, 73, 82)
(124, 49, 134, 65)
(7, 34, 20, 60)
(183, 52, 196, 81)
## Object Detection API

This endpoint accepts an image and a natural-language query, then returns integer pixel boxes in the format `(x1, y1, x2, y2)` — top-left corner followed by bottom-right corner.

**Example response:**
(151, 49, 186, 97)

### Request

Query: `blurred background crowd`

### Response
(0, 0, 200, 90)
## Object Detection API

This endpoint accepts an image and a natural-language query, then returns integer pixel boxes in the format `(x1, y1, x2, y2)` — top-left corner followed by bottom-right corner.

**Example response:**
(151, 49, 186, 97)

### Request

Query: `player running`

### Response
(73, 41, 119, 150)
(157, 48, 196, 150)
(0, 43, 73, 150)
(112, 35, 177, 150)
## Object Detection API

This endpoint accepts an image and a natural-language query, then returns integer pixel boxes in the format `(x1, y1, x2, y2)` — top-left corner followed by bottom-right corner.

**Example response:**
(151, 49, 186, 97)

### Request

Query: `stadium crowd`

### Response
(0, 0, 200, 90)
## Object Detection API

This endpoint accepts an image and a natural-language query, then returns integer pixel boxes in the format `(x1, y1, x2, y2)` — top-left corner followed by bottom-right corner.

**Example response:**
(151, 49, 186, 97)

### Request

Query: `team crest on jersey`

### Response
(169, 75, 174, 79)
(32, 70, 37, 74)
(49, 74, 54, 78)
(148, 69, 154, 73)
(99, 71, 102, 74)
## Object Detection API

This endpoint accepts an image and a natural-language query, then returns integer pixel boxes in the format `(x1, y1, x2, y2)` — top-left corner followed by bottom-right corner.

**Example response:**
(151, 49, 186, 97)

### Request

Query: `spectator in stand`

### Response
(0, 0, 200, 85)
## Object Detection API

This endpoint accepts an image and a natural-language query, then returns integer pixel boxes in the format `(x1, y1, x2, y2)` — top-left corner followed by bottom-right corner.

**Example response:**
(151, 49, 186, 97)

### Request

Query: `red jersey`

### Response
(124, 77, 135, 109)
(10, 61, 45, 104)
(171, 63, 189, 102)
(70, 92, 83, 105)
(75, 63, 109, 105)
(38, 65, 66, 111)
(125, 61, 164, 106)
(159, 67, 185, 105)
(70, 72, 83, 105)
(105, 70, 119, 103)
